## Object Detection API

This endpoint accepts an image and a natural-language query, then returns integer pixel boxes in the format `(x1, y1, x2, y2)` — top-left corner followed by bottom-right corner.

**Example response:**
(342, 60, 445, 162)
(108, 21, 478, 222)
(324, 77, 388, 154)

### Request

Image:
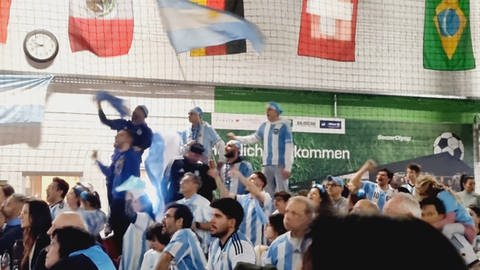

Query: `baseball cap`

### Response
(189, 106, 203, 116)
(326, 175, 344, 186)
(266, 101, 283, 114)
(136, 105, 149, 118)
(189, 142, 205, 155)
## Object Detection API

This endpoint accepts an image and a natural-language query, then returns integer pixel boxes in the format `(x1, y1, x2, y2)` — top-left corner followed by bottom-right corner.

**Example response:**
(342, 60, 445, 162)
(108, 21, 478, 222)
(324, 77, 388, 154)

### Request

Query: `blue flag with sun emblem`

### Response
(423, 0, 475, 70)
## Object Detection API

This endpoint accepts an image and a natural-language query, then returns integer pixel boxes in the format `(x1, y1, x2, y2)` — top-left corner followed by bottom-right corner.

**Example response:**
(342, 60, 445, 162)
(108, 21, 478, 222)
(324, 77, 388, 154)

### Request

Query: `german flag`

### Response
(190, 0, 247, 56)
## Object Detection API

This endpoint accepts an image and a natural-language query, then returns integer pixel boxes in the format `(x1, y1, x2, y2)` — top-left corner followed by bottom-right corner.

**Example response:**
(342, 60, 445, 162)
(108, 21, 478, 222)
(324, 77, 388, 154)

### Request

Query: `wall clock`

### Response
(23, 29, 59, 63)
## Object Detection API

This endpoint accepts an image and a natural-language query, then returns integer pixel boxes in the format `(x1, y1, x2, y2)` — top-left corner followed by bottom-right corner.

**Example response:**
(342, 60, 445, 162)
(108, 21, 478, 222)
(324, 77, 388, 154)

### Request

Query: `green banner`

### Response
(217, 119, 473, 189)
(423, 0, 475, 70)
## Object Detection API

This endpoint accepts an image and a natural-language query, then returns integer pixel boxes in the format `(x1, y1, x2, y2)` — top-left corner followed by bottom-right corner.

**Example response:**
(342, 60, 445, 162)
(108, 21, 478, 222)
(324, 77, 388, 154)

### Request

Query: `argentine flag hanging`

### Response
(157, 0, 264, 54)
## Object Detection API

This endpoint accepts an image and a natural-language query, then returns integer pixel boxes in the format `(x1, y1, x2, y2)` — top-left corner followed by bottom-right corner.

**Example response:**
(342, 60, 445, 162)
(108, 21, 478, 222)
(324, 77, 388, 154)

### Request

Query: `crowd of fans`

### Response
(0, 100, 479, 270)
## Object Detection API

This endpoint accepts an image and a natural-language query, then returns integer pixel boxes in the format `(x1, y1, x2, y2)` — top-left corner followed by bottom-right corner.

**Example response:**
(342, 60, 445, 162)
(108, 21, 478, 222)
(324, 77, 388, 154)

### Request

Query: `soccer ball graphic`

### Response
(433, 132, 464, 160)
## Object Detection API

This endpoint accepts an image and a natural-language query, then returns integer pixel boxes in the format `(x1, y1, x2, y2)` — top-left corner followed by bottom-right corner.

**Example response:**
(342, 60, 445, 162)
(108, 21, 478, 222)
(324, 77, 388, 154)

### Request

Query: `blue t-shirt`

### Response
(438, 190, 474, 226)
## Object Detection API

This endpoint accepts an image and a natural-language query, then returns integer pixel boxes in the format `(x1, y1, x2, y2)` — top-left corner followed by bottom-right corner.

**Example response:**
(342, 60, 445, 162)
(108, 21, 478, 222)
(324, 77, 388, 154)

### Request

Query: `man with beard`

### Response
(219, 140, 252, 195)
(349, 160, 395, 211)
(206, 198, 255, 270)
(155, 203, 206, 270)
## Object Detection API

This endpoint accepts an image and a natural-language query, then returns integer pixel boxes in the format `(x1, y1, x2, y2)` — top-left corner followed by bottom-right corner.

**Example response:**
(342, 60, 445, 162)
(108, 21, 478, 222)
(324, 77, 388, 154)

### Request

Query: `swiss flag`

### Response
(298, 0, 358, 61)
(69, 0, 134, 57)
(0, 0, 11, 43)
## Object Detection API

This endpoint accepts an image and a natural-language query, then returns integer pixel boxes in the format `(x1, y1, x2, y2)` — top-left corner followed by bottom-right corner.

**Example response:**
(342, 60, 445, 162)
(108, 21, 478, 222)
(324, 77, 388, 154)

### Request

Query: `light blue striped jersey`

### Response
(140, 249, 162, 270)
(263, 232, 312, 270)
(164, 228, 207, 270)
(236, 119, 293, 170)
(220, 159, 253, 195)
(120, 212, 155, 270)
(361, 181, 395, 211)
(237, 192, 273, 246)
(206, 231, 255, 270)
(438, 190, 474, 226)
(181, 121, 225, 162)
(177, 193, 213, 254)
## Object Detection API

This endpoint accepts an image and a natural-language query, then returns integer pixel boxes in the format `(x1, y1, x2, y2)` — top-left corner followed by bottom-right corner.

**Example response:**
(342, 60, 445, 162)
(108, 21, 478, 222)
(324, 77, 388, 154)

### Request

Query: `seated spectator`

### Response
(325, 176, 349, 215)
(416, 176, 476, 244)
(20, 199, 52, 270)
(140, 223, 170, 270)
(467, 205, 480, 253)
(79, 191, 107, 237)
(272, 191, 291, 215)
(382, 192, 421, 218)
(350, 199, 380, 216)
(66, 183, 89, 212)
(420, 197, 478, 266)
(46, 178, 70, 219)
(0, 184, 15, 233)
(307, 184, 335, 216)
(45, 226, 115, 270)
(254, 213, 286, 265)
(0, 193, 28, 267)
(457, 175, 480, 208)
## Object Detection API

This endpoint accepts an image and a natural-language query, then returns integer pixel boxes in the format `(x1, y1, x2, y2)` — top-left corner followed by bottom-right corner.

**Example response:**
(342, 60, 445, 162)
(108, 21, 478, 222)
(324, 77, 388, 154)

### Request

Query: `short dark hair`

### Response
(146, 223, 170, 245)
(407, 163, 421, 174)
(460, 174, 475, 191)
(274, 191, 291, 202)
(52, 177, 69, 198)
(253, 171, 267, 188)
(210, 198, 244, 230)
(52, 226, 95, 259)
(420, 196, 446, 215)
(268, 214, 286, 236)
(377, 168, 393, 181)
(0, 184, 14, 198)
(468, 205, 480, 217)
(80, 191, 101, 209)
(166, 203, 193, 228)
(183, 172, 202, 188)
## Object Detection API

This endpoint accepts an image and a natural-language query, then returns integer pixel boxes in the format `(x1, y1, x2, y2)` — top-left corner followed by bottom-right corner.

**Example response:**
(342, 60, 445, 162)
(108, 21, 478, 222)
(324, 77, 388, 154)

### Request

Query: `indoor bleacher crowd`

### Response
(0, 101, 479, 270)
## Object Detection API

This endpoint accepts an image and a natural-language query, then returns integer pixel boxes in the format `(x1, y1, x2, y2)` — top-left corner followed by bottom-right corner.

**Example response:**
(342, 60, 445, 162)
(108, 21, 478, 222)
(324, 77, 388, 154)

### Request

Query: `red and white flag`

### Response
(69, 0, 134, 57)
(298, 0, 358, 61)
(0, 0, 12, 43)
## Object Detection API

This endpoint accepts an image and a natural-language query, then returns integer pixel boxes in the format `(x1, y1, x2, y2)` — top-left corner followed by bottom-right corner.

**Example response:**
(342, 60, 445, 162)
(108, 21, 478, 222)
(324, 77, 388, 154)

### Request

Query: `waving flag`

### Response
(0, 75, 53, 125)
(423, 0, 475, 70)
(157, 0, 264, 54)
(0, 75, 53, 147)
(0, 0, 12, 43)
(69, 0, 134, 57)
(95, 91, 129, 118)
(298, 0, 358, 61)
(145, 131, 182, 219)
(190, 0, 246, 56)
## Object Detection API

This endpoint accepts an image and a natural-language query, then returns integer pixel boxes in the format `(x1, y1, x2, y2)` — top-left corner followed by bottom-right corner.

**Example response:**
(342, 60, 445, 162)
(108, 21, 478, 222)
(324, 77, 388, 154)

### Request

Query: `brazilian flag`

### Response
(423, 0, 475, 70)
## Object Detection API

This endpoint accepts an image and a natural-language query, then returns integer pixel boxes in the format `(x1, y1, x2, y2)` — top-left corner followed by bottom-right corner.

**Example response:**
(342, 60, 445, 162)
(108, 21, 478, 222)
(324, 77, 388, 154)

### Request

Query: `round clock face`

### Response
(23, 30, 59, 63)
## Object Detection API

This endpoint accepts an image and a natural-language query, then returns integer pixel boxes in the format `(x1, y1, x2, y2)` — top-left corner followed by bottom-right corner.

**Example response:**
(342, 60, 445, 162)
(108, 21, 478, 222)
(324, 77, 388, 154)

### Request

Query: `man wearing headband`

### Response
(227, 101, 294, 197)
(98, 101, 152, 156)
(181, 106, 226, 166)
